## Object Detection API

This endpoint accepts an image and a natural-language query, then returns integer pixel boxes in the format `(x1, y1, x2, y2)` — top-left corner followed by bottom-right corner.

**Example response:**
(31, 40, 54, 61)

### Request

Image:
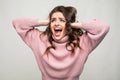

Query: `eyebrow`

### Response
(51, 18, 56, 20)
(51, 17, 66, 20)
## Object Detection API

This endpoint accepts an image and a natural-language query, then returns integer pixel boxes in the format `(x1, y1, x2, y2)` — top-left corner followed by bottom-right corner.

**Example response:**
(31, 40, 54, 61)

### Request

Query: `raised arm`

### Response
(71, 19, 110, 54)
(12, 18, 49, 47)
(13, 18, 49, 33)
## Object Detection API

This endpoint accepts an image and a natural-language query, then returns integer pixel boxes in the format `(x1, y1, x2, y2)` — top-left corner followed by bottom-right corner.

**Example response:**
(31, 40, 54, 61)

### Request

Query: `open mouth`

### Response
(54, 28, 62, 36)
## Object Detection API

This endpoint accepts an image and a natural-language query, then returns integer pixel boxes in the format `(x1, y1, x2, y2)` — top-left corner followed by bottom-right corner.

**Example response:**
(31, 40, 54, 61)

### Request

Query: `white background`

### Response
(0, 0, 120, 80)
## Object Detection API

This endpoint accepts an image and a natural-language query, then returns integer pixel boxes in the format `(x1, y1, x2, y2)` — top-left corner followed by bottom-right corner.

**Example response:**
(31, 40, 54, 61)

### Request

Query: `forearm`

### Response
(12, 18, 49, 48)
(71, 19, 110, 35)
(13, 18, 49, 29)
(76, 19, 110, 54)
(70, 22, 82, 29)
(12, 18, 49, 39)
(38, 20, 49, 26)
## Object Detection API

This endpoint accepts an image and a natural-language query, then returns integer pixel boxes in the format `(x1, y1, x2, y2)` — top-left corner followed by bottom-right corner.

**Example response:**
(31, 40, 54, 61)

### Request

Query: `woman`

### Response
(13, 5, 110, 80)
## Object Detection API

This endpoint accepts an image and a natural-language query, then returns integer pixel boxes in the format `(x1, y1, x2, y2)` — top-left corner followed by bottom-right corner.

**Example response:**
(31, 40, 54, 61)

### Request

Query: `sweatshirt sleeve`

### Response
(80, 19, 110, 54)
(12, 18, 41, 48)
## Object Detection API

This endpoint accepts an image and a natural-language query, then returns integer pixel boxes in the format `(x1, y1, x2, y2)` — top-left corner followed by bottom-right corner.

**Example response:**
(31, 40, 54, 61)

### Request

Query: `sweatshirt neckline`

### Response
(52, 35, 68, 44)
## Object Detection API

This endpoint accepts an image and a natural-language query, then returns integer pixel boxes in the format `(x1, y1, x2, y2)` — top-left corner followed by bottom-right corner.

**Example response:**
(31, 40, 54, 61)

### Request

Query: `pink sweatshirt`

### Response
(13, 18, 110, 80)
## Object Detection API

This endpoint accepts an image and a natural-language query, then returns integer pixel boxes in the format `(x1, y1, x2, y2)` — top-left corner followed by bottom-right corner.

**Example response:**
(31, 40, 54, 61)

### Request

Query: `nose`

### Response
(55, 21, 60, 26)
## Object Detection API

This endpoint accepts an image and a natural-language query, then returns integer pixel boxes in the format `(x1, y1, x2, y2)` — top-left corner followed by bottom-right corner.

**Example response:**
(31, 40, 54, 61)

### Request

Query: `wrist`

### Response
(38, 20, 49, 26)
(71, 22, 82, 29)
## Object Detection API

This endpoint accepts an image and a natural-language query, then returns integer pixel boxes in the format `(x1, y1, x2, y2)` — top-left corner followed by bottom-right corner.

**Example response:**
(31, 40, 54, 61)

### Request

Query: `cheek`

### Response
(62, 22, 66, 26)
(50, 25, 54, 32)
(50, 23, 53, 26)
(62, 24, 66, 31)
(50, 23, 54, 28)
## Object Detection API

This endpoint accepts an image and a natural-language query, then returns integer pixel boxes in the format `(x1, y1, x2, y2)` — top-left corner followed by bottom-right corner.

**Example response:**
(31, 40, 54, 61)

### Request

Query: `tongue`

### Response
(55, 31, 61, 36)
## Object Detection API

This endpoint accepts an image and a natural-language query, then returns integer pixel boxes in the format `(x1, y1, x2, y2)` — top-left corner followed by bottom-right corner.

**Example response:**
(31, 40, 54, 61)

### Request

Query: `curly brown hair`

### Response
(43, 6, 83, 56)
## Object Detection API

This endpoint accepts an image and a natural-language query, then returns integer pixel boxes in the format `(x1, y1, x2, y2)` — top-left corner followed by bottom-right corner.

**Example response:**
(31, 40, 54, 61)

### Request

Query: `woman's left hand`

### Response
(70, 22, 82, 29)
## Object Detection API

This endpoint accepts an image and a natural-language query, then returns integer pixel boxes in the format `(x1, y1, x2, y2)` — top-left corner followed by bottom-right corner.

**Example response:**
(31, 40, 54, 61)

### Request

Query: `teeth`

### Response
(55, 28, 61, 29)
(54, 28, 62, 31)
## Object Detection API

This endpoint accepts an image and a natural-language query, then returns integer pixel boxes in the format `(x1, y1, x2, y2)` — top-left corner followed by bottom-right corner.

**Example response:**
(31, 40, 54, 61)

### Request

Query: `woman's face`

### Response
(50, 12, 66, 41)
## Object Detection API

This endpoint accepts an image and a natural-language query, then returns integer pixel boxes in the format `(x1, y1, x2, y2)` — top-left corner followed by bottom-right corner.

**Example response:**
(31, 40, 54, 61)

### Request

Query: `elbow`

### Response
(98, 21, 110, 39)
(91, 19, 110, 38)
(12, 18, 25, 32)
(102, 21, 110, 34)
(12, 19, 20, 29)
(95, 19, 110, 34)
(12, 20, 16, 28)
(106, 24, 110, 33)
(12, 18, 26, 29)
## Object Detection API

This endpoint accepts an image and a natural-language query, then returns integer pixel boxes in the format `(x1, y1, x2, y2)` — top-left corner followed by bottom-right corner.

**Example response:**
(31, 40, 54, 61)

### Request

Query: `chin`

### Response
(52, 34, 65, 41)
(54, 36, 62, 41)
